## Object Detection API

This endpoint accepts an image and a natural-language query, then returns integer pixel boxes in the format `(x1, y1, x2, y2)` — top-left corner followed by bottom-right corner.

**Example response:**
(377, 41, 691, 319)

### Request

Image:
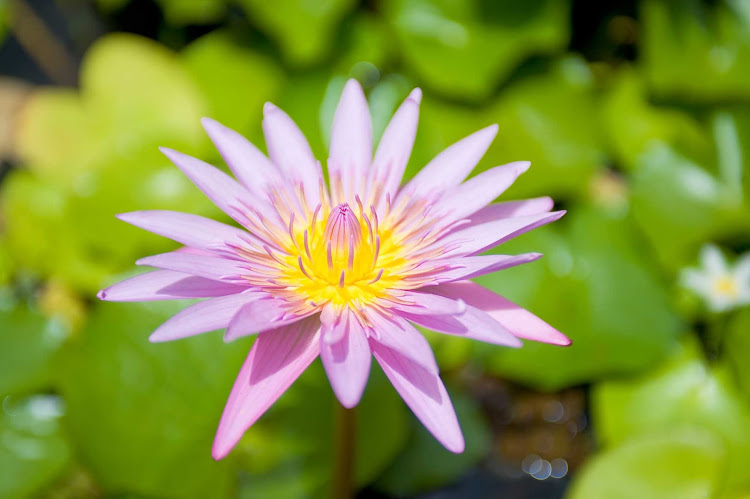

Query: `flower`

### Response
(98, 79, 569, 459)
(681, 244, 750, 313)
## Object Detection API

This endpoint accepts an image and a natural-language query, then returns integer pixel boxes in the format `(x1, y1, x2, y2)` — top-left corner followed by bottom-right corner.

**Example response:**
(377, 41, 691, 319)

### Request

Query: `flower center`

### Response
(713, 275, 739, 299)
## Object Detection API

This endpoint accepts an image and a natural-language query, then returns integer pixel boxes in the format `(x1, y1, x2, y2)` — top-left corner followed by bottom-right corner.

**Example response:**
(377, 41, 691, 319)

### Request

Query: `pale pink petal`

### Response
(443, 211, 566, 256)
(372, 88, 421, 210)
(433, 281, 570, 346)
(202, 117, 277, 193)
(390, 290, 466, 316)
(329, 79, 372, 202)
(320, 312, 371, 408)
(371, 341, 464, 453)
(262, 103, 322, 207)
(98, 270, 246, 302)
(212, 317, 321, 459)
(366, 311, 438, 374)
(402, 124, 498, 199)
(159, 147, 252, 224)
(149, 292, 256, 342)
(117, 210, 246, 251)
(441, 162, 530, 221)
(136, 252, 249, 283)
(433, 253, 542, 283)
(402, 304, 522, 347)
(468, 197, 554, 226)
(224, 298, 314, 342)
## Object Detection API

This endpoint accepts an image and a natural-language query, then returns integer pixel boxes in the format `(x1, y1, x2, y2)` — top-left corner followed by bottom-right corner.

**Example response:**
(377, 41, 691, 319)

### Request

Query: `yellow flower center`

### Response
(713, 275, 739, 299)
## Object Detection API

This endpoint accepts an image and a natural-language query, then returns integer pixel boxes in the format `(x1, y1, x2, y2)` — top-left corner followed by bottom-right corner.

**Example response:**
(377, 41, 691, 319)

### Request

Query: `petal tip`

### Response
(97, 289, 107, 300)
(408, 87, 423, 104)
(263, 102, 278, 115)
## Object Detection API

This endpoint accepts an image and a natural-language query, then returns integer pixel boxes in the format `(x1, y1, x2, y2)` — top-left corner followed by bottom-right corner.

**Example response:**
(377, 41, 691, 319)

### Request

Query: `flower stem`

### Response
(332, 402, 356, 499)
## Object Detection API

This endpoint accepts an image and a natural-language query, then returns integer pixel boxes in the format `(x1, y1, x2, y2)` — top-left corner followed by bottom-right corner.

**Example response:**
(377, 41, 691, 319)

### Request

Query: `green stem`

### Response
(332, 402, 356, 499)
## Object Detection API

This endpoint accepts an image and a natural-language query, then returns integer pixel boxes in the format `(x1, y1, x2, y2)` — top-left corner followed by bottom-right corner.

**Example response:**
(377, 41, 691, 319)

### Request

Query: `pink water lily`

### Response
(98, 79, 568, 459)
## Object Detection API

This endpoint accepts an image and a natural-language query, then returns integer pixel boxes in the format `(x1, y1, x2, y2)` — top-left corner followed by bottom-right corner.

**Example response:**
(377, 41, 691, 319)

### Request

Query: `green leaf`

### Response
(58, 301, 248, 498)
(375, 389, 491, 496)
(566, 429, 727, 499)
(182, 31, 285, 139)
(0, 395, 72, 499)
(642, 0, 750, 101)
(592, 338, 750, 487)
(238, 361, 410, 497)
(160, 0, 226, 25)
(382, 0, 570, 100)
(0, 301, 68, 396)
(477, 206, 683, 390)
(237, 0, 358, 66)
(724, 309, 750, 401)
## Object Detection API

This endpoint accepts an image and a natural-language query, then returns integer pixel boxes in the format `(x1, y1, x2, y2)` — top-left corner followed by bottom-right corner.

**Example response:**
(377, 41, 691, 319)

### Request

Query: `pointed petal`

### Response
(149, 292, 255, 342)
(390, 290, 466, 316)
(403, 304, 522, 347)
(329, 79, 372, 202)
(321, 312, 371, 408)
(468, 197, 554, 226)
(403, 124, 498, 199)
(373, 89, 420, 208)
(224, 298, 312, 341)
(262, 103, 322, 207)
(367, 312, 438, 374)
(98, 270, 246, 302)
(202, 117, 277, 194)
(159, 147, 252, 224)
(371, 341, 464, 453)
(136, 252, 249, 283)
(433, 253, 543, 283)
(441, 162, 530, 220)
(700, 244, 728, 276)
(212, 317, 321, 459)
(117, 210, 246, 251)
(432, 281, 570, 346)
(443, 211, 566, 256)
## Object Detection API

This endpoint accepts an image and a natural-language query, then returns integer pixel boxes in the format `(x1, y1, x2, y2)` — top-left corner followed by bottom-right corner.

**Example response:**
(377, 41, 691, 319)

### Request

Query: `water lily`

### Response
(98, 79, 568, 459)
(682, 244, 750, 313)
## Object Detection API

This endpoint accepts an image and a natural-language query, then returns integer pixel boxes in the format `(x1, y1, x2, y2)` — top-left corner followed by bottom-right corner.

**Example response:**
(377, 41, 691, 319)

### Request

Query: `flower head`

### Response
(681, 244, 750, 313)
(98, 79, 568, 459)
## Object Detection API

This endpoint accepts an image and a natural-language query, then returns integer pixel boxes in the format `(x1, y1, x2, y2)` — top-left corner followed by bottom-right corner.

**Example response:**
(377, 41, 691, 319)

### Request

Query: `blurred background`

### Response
(1, 0, 750, 497)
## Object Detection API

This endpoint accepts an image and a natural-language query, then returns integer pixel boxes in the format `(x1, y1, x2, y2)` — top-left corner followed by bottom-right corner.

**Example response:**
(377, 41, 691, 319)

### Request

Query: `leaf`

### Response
(237, 0, 358, 66)
(237, 361, 410, 498)
(566, 428, 727, 499)
(476, 205, 684, 390)
(375, 389, 491, 496)
(592, 338, 750, 487)
(382, 0, 570, 100)
(0, 395, 72, 499)
(58, 301, 248, 498)
(160, 0, 226, 25)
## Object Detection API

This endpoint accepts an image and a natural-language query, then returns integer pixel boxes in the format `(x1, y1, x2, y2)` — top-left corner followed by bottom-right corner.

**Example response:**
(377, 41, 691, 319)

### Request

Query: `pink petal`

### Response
(117, 210, 246, 251)
(402, 124, 498, 199)
(149, 292, 255, 342)
(441, 162, 530, 221)
(329, 79, 372, 203)
(371, 341, 464, 453)
(98, 270, 246, 302)
(372, 88, 421, 211)
(320, 312, 371, 408)
(434, 253, 543, 283)
(367, 312, 438, 374)
(262, 103, 322, 207)
(434, 281, 570, 346)
(390, 290, 466, 316)
(402, 304, 522, 347)
(224, 298, 313, 342)
(212, 317, 321, 459)
(201, 117, 277, 194)
(468, 197, 554, 226)
(159, 147, 252, 224)
(136, 252, 249, 283)
(444, 211, 566, 256)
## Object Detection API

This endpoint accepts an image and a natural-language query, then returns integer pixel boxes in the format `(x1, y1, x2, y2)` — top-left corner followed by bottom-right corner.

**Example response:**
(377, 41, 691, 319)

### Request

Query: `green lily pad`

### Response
(0, 395, 72, 499)
(476, 205, 683, 390)
(566, 428, 727, 499)
(382, 0, 570, 100)
(592, 338, 750, 487)
(58, 301, 248, 498)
